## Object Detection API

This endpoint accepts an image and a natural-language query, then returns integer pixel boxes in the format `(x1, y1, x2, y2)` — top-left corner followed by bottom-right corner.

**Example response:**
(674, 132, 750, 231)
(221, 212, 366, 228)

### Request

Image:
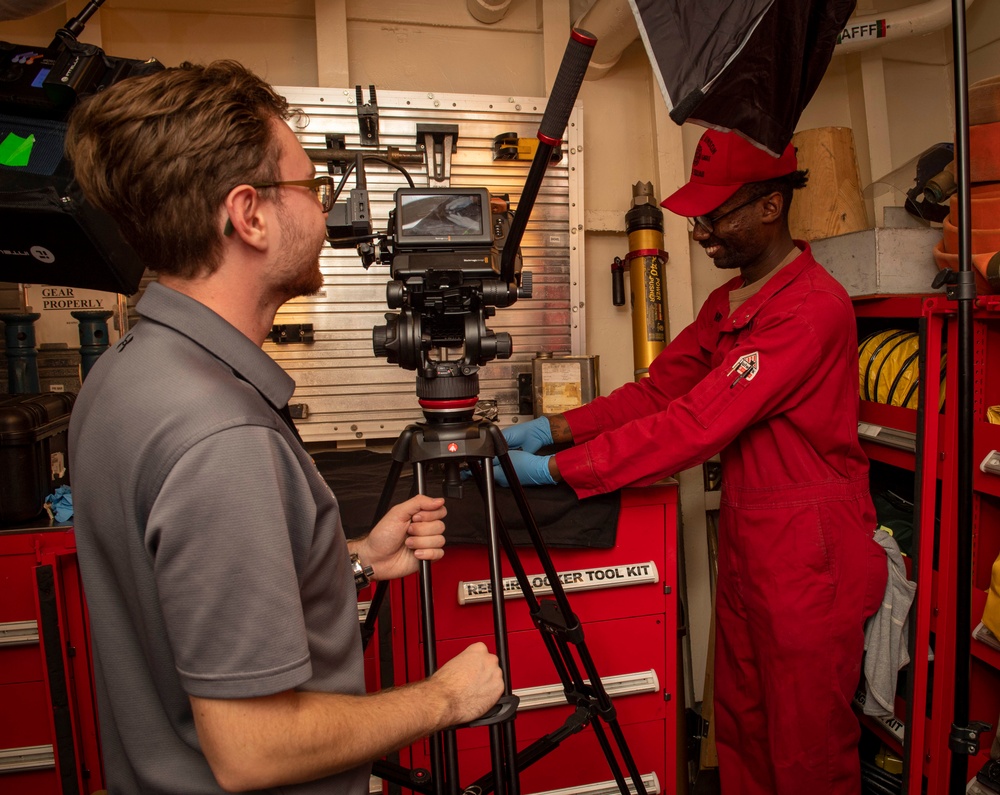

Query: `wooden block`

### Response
(788, 126, 868, 242)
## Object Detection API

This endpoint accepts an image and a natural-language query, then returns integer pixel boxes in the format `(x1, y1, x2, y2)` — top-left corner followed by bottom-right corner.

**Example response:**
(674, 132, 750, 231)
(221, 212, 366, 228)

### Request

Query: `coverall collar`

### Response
(726, 240, 812, 331)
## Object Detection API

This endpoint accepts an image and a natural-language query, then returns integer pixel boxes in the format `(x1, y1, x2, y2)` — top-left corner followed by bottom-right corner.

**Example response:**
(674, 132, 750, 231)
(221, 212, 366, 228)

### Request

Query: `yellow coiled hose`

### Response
(858, 329, 946, 409)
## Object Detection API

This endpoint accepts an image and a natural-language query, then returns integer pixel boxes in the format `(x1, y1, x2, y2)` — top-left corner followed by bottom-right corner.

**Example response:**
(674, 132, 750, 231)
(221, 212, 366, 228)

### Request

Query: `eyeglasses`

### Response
(250, 176, 334, 213)
(688, 192, 766, 234)
(224, 176, 334, 236)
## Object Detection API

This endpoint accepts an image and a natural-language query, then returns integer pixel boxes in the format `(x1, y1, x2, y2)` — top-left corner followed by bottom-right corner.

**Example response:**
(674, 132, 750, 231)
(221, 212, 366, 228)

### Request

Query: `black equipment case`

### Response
(0, 393, 76, 524)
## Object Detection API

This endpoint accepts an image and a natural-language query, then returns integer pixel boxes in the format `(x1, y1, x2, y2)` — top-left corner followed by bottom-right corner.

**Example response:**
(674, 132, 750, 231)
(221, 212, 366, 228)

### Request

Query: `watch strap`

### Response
(351, 552, 375, 590)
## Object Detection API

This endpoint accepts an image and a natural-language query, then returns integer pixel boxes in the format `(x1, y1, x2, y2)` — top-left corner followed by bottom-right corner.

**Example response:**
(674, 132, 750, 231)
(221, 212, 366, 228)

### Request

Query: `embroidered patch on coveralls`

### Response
(728, 351, 760, 387)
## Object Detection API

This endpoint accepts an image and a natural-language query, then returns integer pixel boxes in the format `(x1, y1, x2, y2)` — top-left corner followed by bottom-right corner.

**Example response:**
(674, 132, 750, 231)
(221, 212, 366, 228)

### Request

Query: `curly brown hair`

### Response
(66, 60, 290, 278)
(736, 169, 811, 221)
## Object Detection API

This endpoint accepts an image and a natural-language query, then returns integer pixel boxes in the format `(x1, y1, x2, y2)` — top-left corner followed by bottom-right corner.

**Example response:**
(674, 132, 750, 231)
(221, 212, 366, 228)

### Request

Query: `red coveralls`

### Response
(556, 244, 888, 794)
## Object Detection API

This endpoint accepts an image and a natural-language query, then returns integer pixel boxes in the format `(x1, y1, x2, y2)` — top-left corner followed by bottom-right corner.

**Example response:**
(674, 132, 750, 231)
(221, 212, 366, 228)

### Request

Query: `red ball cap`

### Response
(661, 128, 797, 217)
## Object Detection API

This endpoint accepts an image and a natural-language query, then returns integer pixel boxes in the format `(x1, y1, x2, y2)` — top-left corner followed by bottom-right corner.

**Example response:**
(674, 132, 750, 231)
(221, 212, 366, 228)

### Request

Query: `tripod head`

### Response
(371, 187, 523, 414)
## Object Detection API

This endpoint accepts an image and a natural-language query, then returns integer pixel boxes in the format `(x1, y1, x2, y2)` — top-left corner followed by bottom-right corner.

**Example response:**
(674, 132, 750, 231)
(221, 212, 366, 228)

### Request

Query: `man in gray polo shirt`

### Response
(65, 60, 503, 794)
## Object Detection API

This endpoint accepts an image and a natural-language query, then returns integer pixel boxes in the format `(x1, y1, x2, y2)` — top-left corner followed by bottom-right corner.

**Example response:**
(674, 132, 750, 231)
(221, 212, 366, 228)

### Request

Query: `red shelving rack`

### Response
(852, 293, 1000, 793)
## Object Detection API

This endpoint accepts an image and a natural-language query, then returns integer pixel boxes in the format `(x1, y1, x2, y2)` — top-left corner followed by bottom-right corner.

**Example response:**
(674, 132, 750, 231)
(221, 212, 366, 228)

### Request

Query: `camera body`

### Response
(383, 187, 517, 283)
(370, 187, 529, 400)
(388, 187, 496, 270)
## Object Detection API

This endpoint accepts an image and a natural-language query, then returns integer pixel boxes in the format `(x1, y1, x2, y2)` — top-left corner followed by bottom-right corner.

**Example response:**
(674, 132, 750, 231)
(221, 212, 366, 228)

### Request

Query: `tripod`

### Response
(361, 396, 649, 795)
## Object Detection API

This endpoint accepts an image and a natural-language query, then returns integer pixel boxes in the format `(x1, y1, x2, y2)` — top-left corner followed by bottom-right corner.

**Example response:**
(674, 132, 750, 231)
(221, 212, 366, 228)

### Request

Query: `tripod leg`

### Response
(444, 731, 459, 795)
(411, 461, 455, 795)
(461, 457, 522, 795)
(470, 455, 583, 697)
(486, 428, 649, 795)
(371, 456, 409, 529)
(361, 456, 410, 650)
(446, 456, 529, 795)
(587, 712, 633, 794)
(481, 461, 521, 795)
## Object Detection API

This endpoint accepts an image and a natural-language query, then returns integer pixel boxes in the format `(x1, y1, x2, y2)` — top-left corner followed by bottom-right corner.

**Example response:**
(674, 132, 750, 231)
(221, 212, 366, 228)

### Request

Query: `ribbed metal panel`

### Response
(271, 87, 585, 443)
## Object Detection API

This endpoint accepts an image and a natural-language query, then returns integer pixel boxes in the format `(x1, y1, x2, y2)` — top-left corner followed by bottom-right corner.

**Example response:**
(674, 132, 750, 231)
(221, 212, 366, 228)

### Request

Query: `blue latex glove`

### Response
(502, 416, 553, 454)
(44, 485, 73, 523)
(493, 450, 556, 488)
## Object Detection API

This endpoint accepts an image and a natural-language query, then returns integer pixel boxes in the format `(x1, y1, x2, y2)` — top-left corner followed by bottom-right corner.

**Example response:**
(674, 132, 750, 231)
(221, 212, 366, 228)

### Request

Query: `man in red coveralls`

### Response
(495, 128, 889, 794)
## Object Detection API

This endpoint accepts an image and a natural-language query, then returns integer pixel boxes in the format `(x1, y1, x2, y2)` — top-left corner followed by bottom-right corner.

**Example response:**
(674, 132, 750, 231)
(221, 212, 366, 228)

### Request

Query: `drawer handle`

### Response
(857, 422, 916, 452)
(367, 771, 660, 795)
(514, 669, 660, 711)
(980, 449, 1000, 475)
(0, 620, 39, 646)
(527, 771, 660, 795)
(0, 744, 55, 774)
(458, 562, 659, 605)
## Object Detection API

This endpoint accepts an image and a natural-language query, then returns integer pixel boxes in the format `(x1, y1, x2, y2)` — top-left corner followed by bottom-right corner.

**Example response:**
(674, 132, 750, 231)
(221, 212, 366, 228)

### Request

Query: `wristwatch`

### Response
(350, 552, 375, 591)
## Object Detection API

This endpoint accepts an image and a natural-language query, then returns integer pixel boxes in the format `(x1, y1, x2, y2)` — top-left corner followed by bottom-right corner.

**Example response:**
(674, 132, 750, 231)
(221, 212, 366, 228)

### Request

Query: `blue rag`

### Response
(45, 485, 74, 523)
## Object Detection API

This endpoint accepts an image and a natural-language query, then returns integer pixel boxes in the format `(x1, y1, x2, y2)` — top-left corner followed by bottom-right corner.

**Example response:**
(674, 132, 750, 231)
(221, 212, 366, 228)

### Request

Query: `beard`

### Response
(277, 249, 324, 299)
(271, 200, 326, 300)
(701, 238, 746, 271)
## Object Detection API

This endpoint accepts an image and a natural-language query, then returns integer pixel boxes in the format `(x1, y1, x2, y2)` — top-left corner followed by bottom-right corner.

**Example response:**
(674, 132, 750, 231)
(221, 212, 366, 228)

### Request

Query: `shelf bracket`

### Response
(416, 123, 459, 185)
(356, 85, 379, 147)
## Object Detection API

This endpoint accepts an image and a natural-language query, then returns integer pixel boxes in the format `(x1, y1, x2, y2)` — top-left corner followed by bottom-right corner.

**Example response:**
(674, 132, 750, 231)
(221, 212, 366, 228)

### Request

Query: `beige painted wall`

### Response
(3, 0, 999, 709)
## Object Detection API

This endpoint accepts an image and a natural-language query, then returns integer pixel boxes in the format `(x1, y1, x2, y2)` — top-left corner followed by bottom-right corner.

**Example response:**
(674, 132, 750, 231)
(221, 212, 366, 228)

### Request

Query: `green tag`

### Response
(0, 132, 36, 167)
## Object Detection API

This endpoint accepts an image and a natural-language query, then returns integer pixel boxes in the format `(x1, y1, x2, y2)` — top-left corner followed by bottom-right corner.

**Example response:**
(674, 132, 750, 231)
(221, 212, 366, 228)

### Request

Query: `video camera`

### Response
(366, 187, 529, 403)
(0, 0, 161, 294)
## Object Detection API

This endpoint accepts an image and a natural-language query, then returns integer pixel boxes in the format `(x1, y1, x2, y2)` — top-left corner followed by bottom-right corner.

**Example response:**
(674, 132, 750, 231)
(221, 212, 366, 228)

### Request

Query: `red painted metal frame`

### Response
(853, 294, 956, 794)
(969, 296, 1000, 777)
(32, 540, 106, 794)
(898, 295, 1000, 794)
(895, 295, 942, 794)
(912, 296, 959, 795)
(905, 296, 1000, 795)
(0, 528, 104, 795)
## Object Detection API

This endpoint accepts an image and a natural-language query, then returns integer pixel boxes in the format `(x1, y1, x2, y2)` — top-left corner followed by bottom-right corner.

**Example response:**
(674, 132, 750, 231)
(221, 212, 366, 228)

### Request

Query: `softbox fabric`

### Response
(0, 1, 64, 21)
(628, 0, 857, 156)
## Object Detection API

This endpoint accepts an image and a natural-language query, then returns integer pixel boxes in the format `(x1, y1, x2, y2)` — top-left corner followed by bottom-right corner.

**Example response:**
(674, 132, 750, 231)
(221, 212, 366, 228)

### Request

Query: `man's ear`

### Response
(222, 185, 268, 250)
(759, 191, 785, 225)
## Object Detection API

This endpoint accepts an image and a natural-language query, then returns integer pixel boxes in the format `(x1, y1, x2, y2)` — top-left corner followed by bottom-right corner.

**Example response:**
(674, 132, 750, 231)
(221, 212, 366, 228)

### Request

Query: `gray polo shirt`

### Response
(69, 282, 368, 794)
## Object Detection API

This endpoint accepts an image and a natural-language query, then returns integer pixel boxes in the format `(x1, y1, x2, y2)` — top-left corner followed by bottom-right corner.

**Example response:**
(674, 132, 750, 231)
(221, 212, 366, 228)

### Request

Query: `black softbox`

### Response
(628, 0, 857, 155)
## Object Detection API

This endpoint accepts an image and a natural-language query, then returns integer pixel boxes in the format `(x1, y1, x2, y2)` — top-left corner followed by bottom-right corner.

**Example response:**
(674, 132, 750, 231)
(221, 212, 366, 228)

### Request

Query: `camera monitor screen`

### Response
(395, 188, 493, 248)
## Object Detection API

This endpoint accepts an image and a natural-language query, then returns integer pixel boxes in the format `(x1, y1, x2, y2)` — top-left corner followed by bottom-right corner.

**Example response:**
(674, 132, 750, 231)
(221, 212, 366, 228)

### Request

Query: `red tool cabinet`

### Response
(378, 483, 680, 795)
(0, 525, 104, 795)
